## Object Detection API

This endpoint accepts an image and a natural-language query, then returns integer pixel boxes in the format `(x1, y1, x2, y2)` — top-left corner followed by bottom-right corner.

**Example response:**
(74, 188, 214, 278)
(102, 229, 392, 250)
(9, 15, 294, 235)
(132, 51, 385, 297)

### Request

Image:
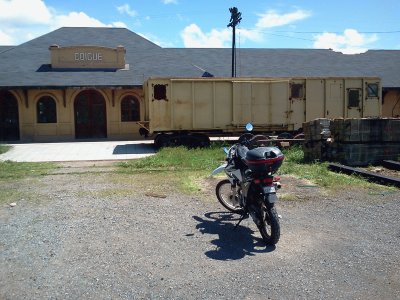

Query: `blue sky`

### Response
(0, 0, 399, 54)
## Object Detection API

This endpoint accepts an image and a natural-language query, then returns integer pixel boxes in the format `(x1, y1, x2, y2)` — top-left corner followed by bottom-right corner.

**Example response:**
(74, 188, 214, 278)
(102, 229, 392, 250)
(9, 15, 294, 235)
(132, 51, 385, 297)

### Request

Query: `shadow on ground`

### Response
(113, 143, 155, 155)
(193, 211, 275, 260)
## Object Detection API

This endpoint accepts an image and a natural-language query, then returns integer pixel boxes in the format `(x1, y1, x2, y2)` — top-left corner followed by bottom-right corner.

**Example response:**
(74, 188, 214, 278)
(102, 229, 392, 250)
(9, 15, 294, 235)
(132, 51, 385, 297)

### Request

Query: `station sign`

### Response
(49, 45, 126, 69)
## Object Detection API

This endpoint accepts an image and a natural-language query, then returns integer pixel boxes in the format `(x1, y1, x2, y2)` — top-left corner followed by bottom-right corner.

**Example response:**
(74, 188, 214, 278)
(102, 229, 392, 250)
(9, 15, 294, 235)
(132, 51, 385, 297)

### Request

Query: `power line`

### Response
(237, 27, 400, 42)
(273, 30, 400, 34)
(240, 27, 400, 36)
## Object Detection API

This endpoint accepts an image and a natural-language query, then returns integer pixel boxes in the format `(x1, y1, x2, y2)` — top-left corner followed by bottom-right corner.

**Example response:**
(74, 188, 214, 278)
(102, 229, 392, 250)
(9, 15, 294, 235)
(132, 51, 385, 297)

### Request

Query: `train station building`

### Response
(1, 27, 400, 142)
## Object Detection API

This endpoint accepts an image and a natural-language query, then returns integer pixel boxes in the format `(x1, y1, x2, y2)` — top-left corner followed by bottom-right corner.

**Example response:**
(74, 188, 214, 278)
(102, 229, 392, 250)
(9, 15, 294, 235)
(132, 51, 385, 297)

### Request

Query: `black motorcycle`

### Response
(211, 124, 284, 245)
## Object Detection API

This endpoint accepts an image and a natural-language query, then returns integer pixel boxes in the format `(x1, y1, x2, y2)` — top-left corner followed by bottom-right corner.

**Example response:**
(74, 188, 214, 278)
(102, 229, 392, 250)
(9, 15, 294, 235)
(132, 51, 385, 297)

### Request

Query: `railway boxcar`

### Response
(138, 77, 381, 147)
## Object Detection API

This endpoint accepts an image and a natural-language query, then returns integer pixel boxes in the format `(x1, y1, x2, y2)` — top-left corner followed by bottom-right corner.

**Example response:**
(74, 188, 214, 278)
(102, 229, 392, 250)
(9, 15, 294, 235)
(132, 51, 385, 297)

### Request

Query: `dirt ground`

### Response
(1, 162, 399, 299)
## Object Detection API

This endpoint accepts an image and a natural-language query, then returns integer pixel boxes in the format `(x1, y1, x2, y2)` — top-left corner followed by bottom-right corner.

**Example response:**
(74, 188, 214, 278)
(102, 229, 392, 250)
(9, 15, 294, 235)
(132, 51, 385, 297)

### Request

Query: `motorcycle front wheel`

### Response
(258, 204, 280, 245)
(215, 179, 244, 213)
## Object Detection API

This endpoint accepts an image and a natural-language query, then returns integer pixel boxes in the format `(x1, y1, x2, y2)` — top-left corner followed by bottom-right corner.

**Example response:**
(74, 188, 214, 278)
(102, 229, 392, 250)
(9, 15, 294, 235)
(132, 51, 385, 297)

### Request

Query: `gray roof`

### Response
(168, 48, 400, 88)
(0, 46, 15, 54)
(1, 27, 400, 89)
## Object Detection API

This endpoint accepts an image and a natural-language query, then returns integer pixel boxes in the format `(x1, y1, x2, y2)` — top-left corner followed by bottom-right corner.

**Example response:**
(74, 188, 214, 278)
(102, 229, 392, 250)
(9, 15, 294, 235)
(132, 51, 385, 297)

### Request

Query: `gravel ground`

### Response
(1, 163, 399, 300)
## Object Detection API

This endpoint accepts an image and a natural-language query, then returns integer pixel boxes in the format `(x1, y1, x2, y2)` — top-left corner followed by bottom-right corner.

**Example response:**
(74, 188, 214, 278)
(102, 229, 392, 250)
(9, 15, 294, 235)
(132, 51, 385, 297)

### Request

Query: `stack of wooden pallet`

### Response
(303, 118, 400, 166)
(330, 118, 400, 166)
(302, 118, 331, 162)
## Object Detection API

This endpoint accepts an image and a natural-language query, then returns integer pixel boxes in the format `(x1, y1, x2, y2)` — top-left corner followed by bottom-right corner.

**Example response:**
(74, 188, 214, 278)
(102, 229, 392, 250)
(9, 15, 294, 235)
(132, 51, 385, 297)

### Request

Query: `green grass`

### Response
(0, 161, 57, 180)
(0, 159, 56, 205)
(118, 144, 387, 191)
(0, 144, 11, 154)
(280, 145, 380, 189)
(0, 143, 393, 203)
(118, 145, 226, 172)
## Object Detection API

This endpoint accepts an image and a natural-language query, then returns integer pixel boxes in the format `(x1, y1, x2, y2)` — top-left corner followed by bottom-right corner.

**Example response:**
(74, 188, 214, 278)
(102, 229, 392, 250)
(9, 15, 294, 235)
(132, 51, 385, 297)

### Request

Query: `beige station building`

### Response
(0, 27, 399, 142)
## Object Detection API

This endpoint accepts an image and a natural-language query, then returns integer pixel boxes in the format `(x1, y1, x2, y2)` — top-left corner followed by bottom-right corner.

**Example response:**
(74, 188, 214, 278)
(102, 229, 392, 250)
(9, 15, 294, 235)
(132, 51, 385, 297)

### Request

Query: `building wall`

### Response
(382, 90, 400, 118)
(9, 87, 144, 142)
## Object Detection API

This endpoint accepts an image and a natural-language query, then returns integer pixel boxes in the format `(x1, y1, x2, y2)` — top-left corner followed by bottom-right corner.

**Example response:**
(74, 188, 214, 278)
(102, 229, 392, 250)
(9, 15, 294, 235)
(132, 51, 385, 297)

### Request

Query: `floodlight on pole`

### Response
(227, 7, 242, 77)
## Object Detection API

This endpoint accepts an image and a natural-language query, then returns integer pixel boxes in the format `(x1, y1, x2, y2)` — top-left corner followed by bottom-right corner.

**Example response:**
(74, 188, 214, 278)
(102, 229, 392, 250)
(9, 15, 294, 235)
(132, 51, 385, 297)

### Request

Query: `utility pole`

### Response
(227, 7, 242, 77)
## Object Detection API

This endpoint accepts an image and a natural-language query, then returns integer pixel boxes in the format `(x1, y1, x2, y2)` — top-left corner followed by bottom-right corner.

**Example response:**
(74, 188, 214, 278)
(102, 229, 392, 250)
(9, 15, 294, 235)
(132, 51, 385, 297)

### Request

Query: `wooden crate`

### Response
(303, 118, 330, 141)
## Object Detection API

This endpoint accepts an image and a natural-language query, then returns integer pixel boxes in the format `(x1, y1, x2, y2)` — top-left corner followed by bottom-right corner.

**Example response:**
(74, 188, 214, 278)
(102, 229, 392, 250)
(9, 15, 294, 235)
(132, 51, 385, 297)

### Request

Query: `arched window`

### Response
(37, 96, 57, 123)
(121, 96, 140, 122)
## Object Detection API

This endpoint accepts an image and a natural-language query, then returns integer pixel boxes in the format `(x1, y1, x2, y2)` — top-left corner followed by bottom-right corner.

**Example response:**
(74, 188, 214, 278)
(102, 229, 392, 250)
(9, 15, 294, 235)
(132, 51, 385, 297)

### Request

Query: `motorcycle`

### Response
(211, 123, 284, 245)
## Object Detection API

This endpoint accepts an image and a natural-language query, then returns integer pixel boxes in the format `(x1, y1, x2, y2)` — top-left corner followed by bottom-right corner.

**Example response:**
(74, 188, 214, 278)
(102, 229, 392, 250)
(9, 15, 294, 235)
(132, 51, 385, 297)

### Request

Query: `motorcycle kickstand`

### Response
(234, 212, 249, 230)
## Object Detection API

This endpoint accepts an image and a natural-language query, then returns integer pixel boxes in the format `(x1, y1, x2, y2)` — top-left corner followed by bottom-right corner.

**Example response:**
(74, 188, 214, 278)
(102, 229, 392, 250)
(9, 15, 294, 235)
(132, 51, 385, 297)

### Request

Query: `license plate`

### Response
(264, 192, 278, 203)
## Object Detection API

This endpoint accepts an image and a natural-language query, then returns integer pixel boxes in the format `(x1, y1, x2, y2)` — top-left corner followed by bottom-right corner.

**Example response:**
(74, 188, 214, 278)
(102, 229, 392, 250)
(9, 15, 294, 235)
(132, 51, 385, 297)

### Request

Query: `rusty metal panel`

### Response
(382, 90, 400, 117)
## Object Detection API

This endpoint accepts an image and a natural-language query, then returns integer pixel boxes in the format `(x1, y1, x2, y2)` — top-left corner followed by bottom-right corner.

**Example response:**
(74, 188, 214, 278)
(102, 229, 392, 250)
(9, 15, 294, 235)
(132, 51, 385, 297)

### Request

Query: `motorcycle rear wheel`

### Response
(215, 179, 244, 213)
(258, 204, 280, 245)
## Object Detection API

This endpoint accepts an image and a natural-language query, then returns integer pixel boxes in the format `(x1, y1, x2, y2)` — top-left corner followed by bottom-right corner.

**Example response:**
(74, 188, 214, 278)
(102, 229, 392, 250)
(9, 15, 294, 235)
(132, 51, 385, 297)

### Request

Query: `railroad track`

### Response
(328, 160, 400, 188)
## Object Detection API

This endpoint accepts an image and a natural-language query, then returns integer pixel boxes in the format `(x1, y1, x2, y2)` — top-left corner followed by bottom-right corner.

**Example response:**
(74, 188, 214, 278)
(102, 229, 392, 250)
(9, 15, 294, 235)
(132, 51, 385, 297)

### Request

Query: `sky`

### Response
(0, 0, 399, 54)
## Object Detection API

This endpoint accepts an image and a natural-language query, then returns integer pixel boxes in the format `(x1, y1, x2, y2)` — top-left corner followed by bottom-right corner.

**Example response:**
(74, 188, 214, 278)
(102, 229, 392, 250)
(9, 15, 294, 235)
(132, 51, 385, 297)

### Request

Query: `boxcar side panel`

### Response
(251, 82, 270, 125)
(171, 81, 193, 130)
(289, 79, 306, 130)
(344, 78, 363, 118)
(233, 82, 252, 125)
(193, 81, 213, 129)
(146, 77, 382, 135)
(363, 79, 381, 117)
(305, 79, 325, 122)
(270, 82, 289, 126)
(325, 79, 344, 119)
(214, 81, 233, 128)
(148, 79, 172, 132)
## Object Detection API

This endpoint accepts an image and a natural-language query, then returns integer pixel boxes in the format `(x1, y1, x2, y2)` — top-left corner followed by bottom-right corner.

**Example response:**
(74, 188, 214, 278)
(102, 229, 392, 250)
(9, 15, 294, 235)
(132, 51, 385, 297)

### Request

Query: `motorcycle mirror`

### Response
(245, 123, 253, 132)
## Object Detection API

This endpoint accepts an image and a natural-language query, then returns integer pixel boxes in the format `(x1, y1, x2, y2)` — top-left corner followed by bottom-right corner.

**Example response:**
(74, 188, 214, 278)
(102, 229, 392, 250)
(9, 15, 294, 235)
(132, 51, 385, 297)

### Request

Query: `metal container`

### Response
(244, 147, 284, 174)
(141, 77, 382, 136)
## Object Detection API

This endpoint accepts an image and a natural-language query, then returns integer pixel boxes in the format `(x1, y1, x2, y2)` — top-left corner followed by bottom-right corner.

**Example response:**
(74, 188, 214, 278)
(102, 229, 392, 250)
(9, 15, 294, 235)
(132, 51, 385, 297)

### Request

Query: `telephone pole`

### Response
(227, 7, 242, 77)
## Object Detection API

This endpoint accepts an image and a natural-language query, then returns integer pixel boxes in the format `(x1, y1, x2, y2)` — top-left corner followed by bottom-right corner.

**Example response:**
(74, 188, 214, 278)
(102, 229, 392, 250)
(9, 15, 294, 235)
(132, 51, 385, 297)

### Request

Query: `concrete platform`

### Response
(0, 140, 155, 162)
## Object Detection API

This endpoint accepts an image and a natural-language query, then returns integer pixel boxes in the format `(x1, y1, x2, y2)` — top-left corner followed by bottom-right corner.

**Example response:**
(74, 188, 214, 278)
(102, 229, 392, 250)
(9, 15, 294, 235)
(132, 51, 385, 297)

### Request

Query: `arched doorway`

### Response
(0, 91, 20, 141)
(74, 90, 107, 139)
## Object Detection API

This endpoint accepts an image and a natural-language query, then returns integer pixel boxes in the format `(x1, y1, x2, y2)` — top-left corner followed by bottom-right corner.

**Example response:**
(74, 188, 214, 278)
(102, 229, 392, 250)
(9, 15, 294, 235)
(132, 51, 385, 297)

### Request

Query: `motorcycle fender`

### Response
(263, 190, 278, 204)
(210, 163, 227, 177)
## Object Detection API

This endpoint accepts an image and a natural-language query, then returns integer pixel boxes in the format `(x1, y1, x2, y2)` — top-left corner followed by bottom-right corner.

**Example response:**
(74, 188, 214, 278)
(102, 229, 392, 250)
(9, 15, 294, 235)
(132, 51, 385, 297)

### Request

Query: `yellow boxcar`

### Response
(141, 77, 382, 136)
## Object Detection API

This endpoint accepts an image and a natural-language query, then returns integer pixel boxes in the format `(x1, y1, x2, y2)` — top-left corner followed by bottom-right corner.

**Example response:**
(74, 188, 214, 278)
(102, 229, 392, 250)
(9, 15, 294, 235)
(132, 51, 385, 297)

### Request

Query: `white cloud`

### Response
(53, 12, 107, 28)
(162, 0, 178, 4)
(256, 9, 311, 29)
(0, 0, 51, 25)
(138, 32, 174, 47)
(181, 24, 231, 48)
(117, 4, 137, 17)
(180, 8, 310, 48)
(313, 29, 378, 54)
(112, 21, 128, 28)
(0, 29, 13, 45)
(237, 28, 263, 44)
(0, 0, 127, 45)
